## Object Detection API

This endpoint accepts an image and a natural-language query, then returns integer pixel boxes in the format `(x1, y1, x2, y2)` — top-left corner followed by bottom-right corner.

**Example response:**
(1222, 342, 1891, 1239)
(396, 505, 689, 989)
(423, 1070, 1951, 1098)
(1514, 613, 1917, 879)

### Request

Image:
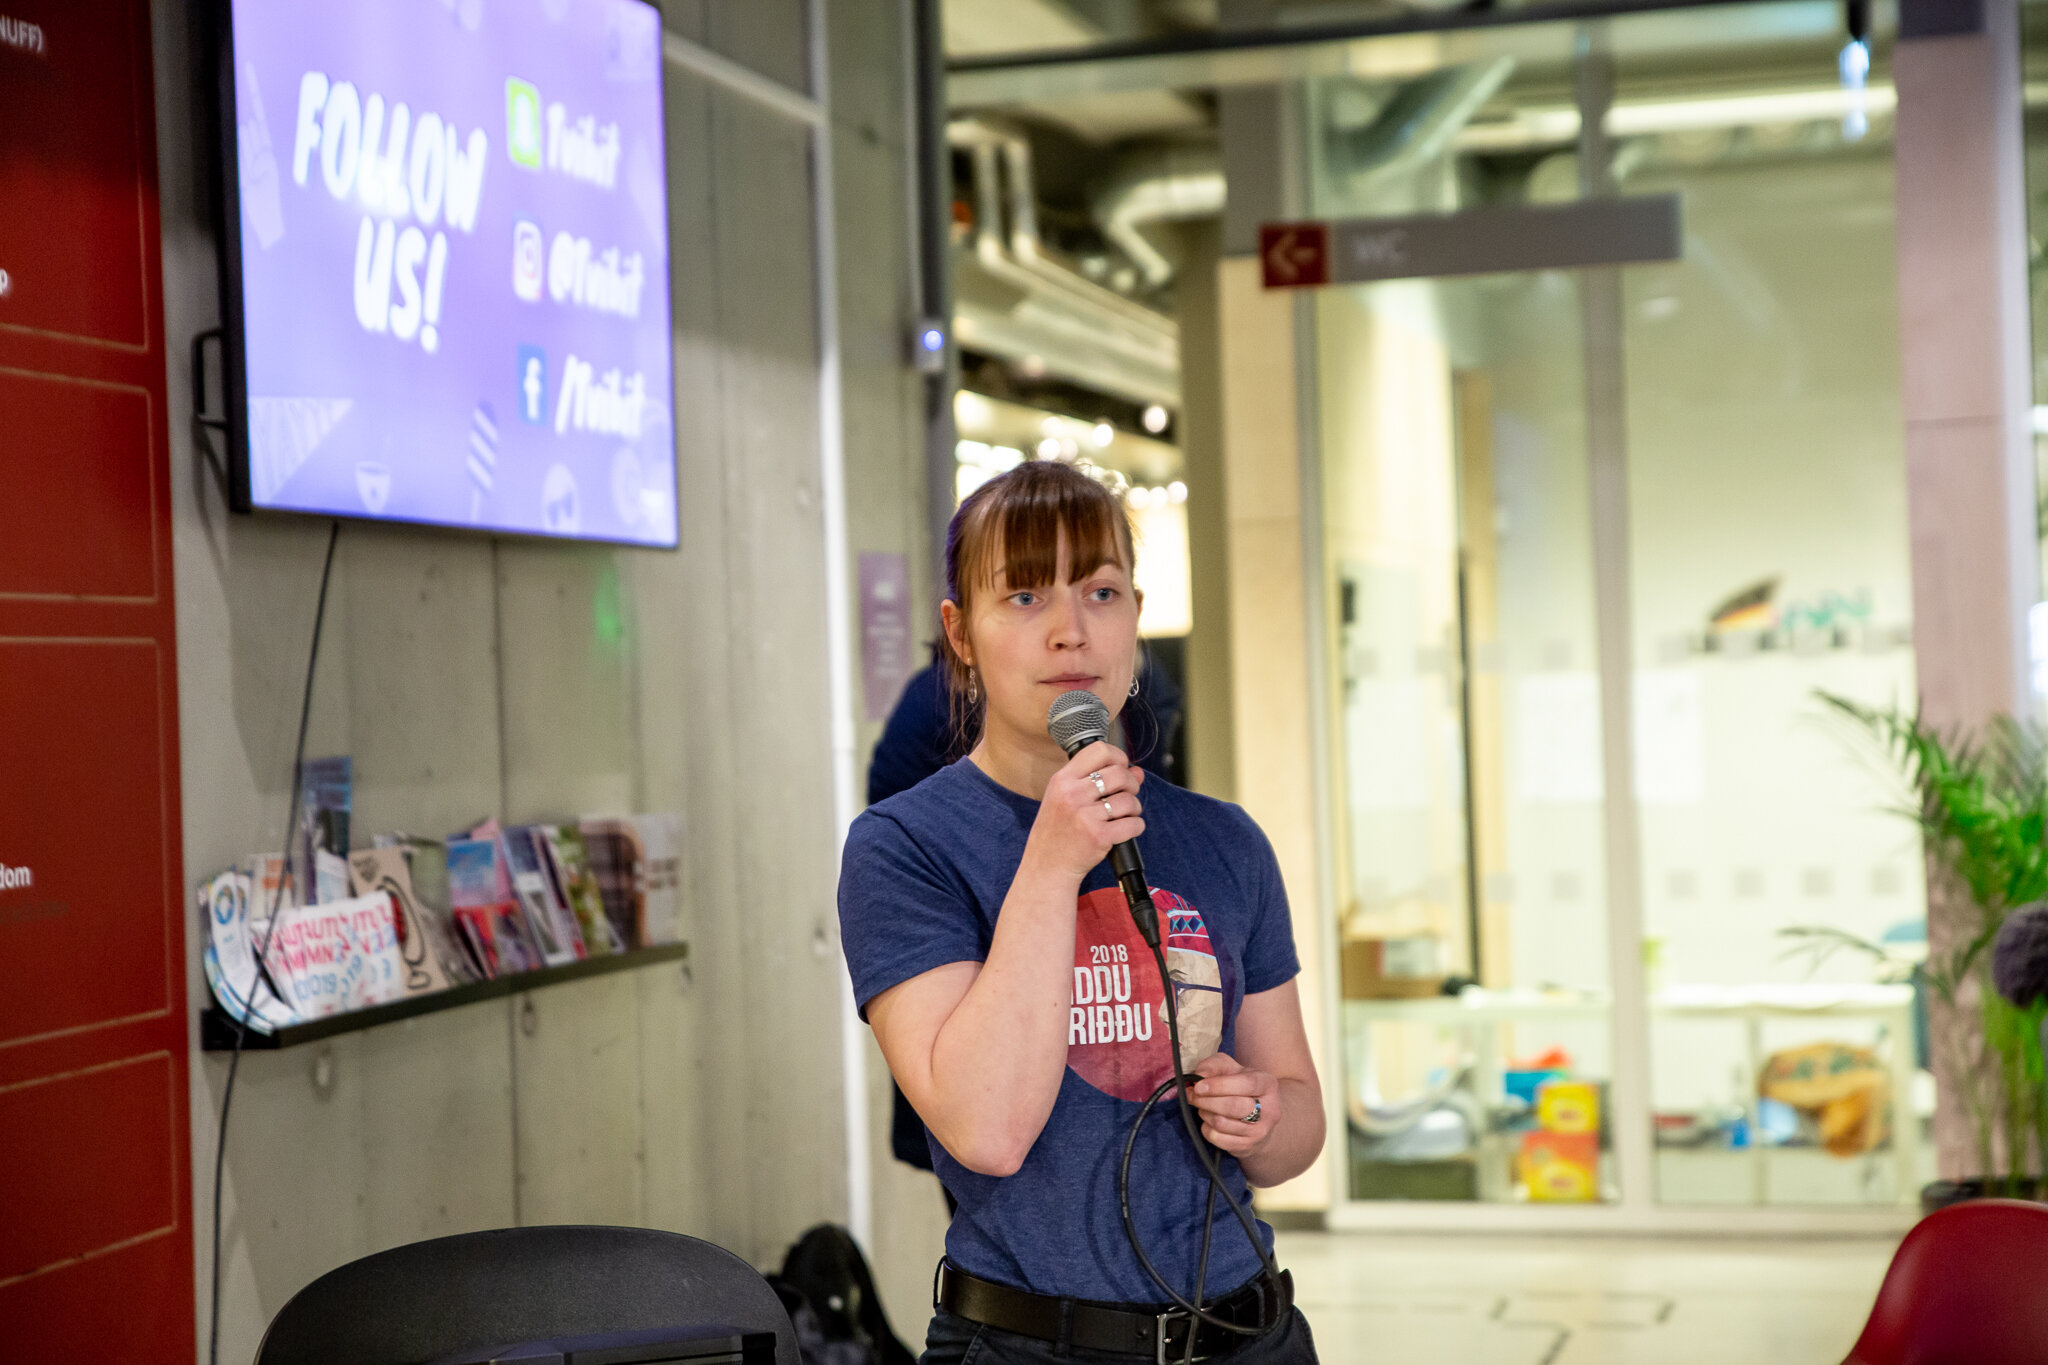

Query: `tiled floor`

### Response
(1274, 1231, 1896, 1364)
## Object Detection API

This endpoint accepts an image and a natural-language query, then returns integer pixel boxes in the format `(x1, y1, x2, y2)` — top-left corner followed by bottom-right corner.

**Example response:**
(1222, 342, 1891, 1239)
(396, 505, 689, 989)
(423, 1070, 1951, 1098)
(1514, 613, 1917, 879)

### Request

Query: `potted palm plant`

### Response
(1796, 695, 2048, 1207)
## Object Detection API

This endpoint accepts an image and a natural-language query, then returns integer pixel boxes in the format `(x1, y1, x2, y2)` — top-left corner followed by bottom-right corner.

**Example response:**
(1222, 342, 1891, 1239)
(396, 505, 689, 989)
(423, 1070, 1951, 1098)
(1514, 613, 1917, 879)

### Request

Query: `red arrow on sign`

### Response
(1259, 221, 1330, 289)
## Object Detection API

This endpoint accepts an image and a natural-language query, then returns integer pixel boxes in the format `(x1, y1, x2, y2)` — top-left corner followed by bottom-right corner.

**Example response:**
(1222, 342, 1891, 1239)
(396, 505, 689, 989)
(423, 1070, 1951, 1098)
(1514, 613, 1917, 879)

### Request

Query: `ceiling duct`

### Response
(948, 118, 1180, 407)
(1093, 143, 1225, 289)
(1325, 56, 1516, 187)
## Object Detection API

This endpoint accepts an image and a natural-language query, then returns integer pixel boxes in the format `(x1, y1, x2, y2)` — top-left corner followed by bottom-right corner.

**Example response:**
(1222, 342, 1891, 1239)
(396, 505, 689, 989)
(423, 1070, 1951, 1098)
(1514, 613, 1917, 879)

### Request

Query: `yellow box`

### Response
(1536, 1079, 1599, 1135)
(1519, 1131, 1599, 1202)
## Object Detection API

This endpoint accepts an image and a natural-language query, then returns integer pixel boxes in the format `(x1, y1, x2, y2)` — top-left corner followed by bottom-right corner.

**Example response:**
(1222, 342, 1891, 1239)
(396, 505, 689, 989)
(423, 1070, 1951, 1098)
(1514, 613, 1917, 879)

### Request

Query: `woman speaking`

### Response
(838, 459, 1324, 1363)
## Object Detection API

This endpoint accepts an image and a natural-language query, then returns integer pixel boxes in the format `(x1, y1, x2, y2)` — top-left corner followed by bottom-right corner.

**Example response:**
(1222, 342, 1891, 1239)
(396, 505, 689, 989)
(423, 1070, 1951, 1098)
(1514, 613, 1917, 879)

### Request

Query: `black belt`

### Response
(935, 1260, 1293, 1363)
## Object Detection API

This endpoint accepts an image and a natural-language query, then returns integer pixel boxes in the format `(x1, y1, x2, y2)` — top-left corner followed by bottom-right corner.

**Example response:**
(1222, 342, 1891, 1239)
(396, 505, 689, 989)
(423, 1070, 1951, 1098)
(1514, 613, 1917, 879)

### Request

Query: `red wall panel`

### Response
(0, 371, 157, 599)
(0, 1054, 178, 1281)
(0, 641, 172, 1045)
(0, 0, 149, 348)
(0, 0, 193, 1357)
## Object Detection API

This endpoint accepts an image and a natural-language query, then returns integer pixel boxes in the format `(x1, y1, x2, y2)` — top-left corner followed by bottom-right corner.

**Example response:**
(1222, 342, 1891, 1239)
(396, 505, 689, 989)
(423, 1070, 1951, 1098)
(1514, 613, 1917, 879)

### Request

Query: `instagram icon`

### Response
(512, 217, 544, 302)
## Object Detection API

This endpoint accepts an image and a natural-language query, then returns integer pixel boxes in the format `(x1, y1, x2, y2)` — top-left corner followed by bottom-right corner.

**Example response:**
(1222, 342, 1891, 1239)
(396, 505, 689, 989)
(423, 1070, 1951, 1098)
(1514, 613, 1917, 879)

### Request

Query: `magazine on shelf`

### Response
(386, 836, 484, 983)
(199, 867, 301, 1033)
(447, 835, 545, 976)
(248, 852, 294, 919)
(630, 812, 683, 945)
(295, 755, 352, 904)
(314, 847, 352, 904)
(579, 816, 644, 951)
(347, 846, 454, 995)
(541, 824, 618, 955)
(503, 825, 585, 964)
(469, 819, 558, 967)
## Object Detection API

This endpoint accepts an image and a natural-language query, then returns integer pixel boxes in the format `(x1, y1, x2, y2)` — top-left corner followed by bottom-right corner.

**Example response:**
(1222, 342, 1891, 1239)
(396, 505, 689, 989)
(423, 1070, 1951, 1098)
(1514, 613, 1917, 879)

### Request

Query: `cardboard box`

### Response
(1340, 937, 1447, 1000)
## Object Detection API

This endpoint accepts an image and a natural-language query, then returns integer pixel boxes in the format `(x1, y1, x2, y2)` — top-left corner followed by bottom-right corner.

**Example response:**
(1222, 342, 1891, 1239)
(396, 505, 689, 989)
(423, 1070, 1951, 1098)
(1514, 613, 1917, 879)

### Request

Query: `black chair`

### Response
(253, 1225, 801, 1365)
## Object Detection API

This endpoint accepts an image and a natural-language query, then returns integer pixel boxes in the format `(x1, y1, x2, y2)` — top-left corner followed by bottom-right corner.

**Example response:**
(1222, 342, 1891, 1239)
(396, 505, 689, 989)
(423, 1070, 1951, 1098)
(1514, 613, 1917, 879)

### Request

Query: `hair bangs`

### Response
(992, 472, 1126, 593)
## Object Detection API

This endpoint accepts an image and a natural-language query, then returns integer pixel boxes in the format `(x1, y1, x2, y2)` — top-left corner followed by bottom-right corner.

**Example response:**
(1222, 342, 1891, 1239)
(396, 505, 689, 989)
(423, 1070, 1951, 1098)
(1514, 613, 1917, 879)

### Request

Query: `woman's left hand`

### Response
(1186, 1052, 1279, 1156)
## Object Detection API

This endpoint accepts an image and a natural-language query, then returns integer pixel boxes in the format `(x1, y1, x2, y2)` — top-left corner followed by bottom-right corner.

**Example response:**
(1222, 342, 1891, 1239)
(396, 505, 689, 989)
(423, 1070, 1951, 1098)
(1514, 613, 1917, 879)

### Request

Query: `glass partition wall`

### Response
(941, 0, 1933, 1227)
(1304, 7, 1930, 1222)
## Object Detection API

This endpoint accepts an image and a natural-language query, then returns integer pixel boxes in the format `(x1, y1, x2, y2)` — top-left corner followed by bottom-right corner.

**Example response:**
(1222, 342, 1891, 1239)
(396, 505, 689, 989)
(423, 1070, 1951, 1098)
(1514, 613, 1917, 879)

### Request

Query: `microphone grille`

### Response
(1047, 689, 1111, 756)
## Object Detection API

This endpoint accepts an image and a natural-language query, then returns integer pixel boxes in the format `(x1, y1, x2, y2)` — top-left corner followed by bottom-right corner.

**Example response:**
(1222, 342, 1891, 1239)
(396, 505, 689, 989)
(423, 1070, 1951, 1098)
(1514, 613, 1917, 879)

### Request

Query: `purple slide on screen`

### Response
(229, 0, 677, 546)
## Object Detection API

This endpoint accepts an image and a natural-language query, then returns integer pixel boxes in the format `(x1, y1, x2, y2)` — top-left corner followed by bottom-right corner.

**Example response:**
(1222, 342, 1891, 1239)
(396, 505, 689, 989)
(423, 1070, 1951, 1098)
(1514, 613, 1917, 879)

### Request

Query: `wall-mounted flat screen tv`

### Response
(218, 0, 677, 546)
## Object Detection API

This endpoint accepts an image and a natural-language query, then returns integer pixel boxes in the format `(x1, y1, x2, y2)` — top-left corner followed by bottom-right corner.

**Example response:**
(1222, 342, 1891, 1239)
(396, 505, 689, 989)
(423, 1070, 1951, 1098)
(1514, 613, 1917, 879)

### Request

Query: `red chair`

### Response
(1841, 1198, 2048, 1365)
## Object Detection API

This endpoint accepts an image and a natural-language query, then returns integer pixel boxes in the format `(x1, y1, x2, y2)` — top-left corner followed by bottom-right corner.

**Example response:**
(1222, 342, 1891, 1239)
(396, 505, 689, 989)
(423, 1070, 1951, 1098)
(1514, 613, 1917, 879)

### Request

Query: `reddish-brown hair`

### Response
(940, 459, 1136, 708)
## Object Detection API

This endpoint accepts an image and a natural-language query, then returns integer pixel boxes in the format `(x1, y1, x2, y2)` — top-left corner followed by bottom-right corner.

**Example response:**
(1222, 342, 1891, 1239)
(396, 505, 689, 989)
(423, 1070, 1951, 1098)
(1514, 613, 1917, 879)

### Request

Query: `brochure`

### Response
(579, 816, 644, 951)
(503, 826, 585, 963)
(630, 812, 683, 945)
(541, 824, 617, 956)
(447, 835, 544, 976)
(348, 846, 454, 995)
(295, 755, 352, 904)
(198, 868, 301, 1033)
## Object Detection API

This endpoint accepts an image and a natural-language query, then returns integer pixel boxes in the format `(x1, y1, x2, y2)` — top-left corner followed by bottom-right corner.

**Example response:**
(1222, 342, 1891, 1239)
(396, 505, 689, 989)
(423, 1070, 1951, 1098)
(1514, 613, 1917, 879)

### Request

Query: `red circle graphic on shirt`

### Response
(1066, 887, 1222, 1101)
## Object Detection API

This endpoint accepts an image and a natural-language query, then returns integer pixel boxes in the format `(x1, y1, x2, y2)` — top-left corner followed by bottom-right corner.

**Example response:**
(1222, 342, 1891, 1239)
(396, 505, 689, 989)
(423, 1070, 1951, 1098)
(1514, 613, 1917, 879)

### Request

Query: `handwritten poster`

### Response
(257, 892, 408, 1017)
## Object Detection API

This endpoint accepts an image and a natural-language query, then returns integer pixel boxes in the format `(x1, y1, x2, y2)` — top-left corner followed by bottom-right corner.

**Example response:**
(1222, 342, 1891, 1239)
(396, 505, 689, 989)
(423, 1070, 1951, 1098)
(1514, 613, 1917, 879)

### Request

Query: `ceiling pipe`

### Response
(1093, 143, 1225, 289)
(946, 117, 1180, 405)
(1326, 56, 1516, 184)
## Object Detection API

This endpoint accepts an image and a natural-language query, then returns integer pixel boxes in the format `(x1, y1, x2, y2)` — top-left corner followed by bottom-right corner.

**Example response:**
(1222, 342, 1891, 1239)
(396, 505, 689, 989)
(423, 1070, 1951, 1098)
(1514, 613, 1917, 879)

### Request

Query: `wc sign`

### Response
(1261, 194, 1681, 288)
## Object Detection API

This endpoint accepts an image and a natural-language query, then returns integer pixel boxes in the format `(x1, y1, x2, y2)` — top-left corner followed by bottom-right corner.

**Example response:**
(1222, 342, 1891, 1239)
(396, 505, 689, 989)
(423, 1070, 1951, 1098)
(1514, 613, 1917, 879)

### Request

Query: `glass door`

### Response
(1307, 5, 1926, 1214)
(1318, 267, 1617, 1206)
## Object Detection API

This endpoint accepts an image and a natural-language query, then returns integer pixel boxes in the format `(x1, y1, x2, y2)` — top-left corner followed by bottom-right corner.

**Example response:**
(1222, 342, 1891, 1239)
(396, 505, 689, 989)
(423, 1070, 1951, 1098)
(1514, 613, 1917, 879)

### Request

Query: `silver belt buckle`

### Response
(1155, 1309, 1200, 1365)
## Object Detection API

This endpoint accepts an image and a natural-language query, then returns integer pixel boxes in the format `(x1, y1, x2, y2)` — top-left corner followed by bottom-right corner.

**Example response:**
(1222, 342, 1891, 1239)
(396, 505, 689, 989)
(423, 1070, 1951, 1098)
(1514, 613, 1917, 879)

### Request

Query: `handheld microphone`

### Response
(1047, 689, 1159, 946)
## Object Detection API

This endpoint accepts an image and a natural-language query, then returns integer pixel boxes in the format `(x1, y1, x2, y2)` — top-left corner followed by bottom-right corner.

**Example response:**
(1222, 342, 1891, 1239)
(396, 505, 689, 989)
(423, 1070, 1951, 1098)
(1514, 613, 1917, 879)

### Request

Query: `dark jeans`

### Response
(918, 1307, 1320, 1364)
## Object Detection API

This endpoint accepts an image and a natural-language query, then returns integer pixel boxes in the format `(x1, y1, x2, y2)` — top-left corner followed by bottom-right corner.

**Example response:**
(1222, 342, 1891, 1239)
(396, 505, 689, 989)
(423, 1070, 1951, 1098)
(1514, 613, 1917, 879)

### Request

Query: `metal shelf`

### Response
(199, 940, 691, 1050)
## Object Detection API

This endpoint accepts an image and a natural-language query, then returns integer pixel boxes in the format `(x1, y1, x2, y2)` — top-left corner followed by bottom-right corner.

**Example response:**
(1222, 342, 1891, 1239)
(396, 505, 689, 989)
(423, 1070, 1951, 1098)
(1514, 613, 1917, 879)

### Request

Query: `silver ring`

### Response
(1089, 771, 1107, 798)
(1103, 800, 1115, 819)
(1243, 1099, 1262, 1125)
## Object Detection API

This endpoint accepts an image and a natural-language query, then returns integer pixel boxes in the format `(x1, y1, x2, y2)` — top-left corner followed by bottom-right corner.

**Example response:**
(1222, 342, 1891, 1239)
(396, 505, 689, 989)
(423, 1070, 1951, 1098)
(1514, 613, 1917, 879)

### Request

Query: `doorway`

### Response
(1297, 9, 1925, 1228)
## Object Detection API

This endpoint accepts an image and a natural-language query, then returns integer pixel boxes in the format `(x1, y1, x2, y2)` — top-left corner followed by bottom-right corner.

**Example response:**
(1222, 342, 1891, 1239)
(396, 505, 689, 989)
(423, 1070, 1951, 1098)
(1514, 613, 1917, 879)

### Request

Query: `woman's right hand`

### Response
(1025, 741, 1146, 882)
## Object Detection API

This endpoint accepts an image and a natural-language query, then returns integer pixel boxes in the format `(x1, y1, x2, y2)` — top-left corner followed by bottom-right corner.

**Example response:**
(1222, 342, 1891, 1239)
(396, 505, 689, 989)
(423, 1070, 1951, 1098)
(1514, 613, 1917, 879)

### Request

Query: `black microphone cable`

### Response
(207, 518, 341, 1365)
(1115, 914, 1283, 1342)
(1045, 688, 1284, 1345)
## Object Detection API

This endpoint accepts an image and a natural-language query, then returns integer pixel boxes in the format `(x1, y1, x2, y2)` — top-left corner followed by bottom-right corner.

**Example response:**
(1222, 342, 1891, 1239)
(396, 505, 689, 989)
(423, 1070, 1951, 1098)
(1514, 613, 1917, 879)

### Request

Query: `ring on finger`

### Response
(1243, 1099, 1262, 1124)
(1103, 799, 1115, 819)
(1089, 771, 1107, 798)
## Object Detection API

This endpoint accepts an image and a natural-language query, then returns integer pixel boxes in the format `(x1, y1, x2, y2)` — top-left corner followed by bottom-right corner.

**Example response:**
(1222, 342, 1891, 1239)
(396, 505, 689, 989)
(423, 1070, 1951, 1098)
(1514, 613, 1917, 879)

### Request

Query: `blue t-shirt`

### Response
(837, 757, 1301, 1305)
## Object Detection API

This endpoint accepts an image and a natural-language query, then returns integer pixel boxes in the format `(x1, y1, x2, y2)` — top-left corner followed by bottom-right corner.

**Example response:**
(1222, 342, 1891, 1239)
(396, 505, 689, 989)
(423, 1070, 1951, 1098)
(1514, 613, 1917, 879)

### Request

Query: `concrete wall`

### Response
(154, 1, 946, 1357)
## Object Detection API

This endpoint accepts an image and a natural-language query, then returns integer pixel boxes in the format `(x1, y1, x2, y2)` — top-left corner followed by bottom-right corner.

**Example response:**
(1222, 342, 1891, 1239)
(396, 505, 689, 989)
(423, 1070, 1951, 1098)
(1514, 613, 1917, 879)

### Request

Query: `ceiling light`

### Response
(1091, 422, 1115, 449)
(954, 391, 994, 433)
(1142, 405, 1170, 434)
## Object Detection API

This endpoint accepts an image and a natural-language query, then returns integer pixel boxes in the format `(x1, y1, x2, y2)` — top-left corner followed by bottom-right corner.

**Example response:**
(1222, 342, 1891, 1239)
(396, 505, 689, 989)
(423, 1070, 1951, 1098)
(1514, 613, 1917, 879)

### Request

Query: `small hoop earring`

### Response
(966, 669, 979, 705)
(1128, 673, 1140, 698)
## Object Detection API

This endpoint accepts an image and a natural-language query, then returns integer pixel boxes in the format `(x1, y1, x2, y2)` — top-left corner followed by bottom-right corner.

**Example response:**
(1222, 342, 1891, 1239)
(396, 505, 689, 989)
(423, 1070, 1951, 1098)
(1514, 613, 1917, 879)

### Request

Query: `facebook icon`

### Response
(516, 344, 547, 425)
